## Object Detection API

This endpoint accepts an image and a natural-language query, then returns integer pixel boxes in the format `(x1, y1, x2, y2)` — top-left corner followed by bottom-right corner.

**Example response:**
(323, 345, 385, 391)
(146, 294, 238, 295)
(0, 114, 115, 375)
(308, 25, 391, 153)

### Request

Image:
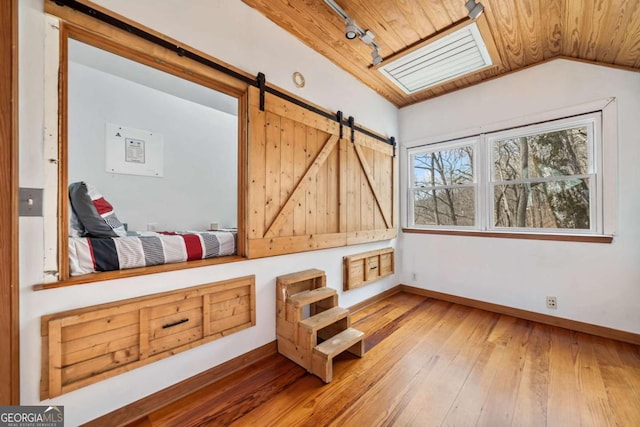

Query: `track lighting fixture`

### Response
(465, 0, 484, 19)
(323, 0, 383, 66)
(345, 18, 359, 40)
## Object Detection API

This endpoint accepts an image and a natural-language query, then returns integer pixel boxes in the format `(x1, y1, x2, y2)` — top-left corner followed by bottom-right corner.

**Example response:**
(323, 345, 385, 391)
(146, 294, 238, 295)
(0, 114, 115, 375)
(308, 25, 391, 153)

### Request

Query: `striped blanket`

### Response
(68, 230, 237, 276)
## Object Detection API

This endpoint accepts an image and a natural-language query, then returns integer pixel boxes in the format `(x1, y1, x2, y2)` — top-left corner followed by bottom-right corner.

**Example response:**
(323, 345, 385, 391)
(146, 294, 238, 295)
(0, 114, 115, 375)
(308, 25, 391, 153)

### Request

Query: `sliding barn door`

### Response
(345, 130, 396, 244)
(246, 87, 395, 258)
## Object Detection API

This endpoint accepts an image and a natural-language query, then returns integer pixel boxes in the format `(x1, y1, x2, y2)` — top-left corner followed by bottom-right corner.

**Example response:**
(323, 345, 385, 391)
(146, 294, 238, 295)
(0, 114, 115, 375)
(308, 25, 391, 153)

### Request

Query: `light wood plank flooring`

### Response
(125, 292, 640, 426)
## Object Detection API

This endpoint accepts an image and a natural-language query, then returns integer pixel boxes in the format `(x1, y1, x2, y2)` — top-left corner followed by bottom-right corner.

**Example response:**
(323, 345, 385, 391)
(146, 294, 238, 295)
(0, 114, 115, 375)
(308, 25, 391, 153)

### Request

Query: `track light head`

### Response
(324, 0, 382, 66)
(465, 0, 484, 19)
(345, 18, 359, 39)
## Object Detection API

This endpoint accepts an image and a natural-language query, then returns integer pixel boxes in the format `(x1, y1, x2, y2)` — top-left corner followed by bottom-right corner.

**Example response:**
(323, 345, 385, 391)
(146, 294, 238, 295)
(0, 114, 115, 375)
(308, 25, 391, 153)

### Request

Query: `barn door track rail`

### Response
(50, 0, 396, 151)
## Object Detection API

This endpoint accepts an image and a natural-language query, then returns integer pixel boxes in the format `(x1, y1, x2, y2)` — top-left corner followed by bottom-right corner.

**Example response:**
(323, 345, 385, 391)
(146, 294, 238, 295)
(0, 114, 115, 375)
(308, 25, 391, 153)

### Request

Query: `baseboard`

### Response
(399, 284, 640, 346)
(82, 341, 277, 427)
(348, 285, 403, 313)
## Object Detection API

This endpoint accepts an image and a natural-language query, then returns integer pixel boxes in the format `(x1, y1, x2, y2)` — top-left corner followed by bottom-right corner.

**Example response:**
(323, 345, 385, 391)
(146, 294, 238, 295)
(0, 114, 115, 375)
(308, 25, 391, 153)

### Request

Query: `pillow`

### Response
(68, 182, 127, 238)
(68, 201, 86, 237)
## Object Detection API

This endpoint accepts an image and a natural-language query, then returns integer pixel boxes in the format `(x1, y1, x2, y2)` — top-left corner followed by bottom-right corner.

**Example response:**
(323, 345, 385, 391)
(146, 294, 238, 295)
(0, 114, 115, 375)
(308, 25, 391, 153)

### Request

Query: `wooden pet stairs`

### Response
(276, 269, 365, 383)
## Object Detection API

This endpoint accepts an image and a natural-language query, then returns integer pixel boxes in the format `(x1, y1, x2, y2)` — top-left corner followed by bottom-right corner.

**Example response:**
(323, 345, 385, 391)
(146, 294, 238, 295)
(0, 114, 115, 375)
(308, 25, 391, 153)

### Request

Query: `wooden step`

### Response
(311, 327, 365, 383)
(288, 287, 337, 308)
(299, 307, 349, 333)
(314, 327, 365, 359)
(276, 268, 326, 286)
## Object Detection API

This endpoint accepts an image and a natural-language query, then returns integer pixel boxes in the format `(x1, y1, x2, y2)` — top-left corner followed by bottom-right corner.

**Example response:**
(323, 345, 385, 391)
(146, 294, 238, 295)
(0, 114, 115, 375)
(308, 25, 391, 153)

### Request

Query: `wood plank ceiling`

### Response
(242, 0, 640, 107)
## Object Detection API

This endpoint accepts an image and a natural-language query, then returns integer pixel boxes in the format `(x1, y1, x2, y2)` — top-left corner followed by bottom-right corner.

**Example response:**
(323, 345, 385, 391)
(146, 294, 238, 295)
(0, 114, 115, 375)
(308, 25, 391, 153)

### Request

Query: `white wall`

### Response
(68, 61, 238, 231)
(399, 59, 640, 334)
(19, 1, 399, 425)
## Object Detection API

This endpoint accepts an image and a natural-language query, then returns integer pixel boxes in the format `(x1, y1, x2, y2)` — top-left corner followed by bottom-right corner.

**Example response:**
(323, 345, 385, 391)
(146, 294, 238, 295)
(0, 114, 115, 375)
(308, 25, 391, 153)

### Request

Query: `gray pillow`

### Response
(68, 182, 127, 238)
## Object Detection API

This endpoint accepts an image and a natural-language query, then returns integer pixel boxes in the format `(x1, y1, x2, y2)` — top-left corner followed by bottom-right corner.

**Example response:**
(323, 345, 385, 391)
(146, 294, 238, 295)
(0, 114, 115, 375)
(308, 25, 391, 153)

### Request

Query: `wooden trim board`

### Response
(0, 0, 19, 405)
(403, 228, 614, 244)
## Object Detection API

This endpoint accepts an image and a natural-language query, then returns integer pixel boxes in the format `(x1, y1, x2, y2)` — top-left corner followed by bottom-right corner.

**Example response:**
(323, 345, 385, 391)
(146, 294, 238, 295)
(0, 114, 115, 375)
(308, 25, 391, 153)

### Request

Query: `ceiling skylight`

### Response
(378, 22, 493, 94)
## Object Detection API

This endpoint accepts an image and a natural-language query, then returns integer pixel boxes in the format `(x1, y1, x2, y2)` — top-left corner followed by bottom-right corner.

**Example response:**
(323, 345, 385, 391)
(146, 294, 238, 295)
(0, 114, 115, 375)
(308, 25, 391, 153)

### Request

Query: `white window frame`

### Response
(408, 137, 479, 229)
(407, 110, 611, 237)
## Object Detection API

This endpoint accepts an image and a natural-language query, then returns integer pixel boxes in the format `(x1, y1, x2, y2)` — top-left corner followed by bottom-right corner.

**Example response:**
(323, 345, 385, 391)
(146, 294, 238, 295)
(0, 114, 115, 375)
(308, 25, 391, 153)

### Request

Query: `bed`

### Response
(68, 230, 237, 276)
(67, 181, 237, 276)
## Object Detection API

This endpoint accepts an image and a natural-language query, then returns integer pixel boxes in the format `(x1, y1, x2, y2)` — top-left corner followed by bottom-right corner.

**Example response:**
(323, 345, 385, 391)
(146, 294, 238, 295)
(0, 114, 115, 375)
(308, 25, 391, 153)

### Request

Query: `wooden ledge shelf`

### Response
(343, 247, 394, 291)
(33, 255, 245, 291)
(402, 228, 614, 243)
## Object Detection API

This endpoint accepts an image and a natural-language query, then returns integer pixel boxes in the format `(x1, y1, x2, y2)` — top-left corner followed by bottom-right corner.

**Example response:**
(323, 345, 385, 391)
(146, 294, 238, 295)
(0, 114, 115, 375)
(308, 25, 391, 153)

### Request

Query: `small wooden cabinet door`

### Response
(343, 248, 394, 291)
(365, 256, 380, 282)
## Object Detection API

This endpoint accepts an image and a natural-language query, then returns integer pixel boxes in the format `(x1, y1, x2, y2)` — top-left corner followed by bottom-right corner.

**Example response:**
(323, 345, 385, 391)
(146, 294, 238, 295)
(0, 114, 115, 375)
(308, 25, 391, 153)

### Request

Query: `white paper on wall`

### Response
(105, 123, 164, 177)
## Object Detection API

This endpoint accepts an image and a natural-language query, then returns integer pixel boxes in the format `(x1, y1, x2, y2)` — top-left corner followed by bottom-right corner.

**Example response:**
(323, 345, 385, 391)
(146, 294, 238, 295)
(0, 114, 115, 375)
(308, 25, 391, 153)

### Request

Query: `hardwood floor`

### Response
(125, 292, 640, 426)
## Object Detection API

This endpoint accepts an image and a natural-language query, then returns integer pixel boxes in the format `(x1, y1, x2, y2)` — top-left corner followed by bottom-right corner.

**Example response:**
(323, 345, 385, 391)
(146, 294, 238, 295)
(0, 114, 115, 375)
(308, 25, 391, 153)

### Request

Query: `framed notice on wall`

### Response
(105, 123, 164, 177)
(125, 138, 145, 163)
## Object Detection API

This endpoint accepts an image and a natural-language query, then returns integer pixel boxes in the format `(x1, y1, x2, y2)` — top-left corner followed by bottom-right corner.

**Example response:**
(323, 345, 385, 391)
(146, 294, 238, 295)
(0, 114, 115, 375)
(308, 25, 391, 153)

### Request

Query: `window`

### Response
(411, 139, 477, 227)
(408, 113, 603, 235)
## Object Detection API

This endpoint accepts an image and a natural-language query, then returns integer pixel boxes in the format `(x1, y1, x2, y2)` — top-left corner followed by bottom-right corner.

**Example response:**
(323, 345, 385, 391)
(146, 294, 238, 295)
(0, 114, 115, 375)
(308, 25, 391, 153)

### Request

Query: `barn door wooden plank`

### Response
(326, 138, 339, 233)
(265, 112, 282, 229)
(338, 138, 348, 233)
(346, 139, 361, 233)
(292, 122, 307, 235)
(360, 139, 375, 231)
(353, 142, 393, 229)
(305, 127, 318, 236)
(264, 134, 339, 238)
(247, 99, 266, 239)
(279, 116, 295, 236)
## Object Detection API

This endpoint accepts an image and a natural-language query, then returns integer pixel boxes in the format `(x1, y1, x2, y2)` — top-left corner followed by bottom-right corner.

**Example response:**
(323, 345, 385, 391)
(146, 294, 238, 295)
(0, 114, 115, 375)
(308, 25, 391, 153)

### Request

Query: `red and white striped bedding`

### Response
(68, 230, 237, 276)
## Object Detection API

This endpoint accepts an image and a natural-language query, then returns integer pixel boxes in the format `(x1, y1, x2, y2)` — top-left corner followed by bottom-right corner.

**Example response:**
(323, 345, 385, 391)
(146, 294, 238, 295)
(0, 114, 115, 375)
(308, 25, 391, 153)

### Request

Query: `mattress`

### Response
(68, 230, 237, 276)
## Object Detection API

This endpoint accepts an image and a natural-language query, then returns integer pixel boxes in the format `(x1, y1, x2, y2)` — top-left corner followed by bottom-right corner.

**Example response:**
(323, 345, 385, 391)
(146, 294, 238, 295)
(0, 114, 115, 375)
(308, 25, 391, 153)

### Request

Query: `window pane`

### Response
(413, 146, 474, 187)
(413, 188, 475, 226)
(493, 126, 589, 181)
(493, 178, 590, 229)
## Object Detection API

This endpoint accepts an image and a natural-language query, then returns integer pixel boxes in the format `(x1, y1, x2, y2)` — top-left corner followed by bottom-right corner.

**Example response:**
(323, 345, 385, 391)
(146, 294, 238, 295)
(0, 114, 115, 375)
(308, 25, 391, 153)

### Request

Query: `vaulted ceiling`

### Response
(243, 0, 640, 107)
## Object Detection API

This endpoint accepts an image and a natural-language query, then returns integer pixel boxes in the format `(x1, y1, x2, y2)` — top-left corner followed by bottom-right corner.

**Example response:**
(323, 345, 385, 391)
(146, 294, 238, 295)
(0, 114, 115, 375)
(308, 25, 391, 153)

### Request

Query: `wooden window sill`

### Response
(33, 255, 245, 291)
(402, 228, 613, 244)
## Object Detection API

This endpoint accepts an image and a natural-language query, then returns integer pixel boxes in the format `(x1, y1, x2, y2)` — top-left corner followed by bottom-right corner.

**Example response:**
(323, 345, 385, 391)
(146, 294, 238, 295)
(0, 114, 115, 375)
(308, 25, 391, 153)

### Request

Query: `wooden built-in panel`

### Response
(343, 248, 394, 291)
(41, 275, 255, 399)
(247, 87, 396, 258)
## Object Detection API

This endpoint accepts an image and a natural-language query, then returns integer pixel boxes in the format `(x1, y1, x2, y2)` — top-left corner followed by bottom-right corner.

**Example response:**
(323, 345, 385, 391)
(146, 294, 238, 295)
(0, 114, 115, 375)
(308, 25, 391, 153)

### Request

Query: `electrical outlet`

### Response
(411, 273, 417, 281)
(546, 296, 557, 309)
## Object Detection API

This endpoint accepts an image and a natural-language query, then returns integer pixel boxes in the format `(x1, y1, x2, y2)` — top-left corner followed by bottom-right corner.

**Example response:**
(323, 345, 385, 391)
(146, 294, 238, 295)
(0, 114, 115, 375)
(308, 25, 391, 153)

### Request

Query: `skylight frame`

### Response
(378, 21, 494, 95)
